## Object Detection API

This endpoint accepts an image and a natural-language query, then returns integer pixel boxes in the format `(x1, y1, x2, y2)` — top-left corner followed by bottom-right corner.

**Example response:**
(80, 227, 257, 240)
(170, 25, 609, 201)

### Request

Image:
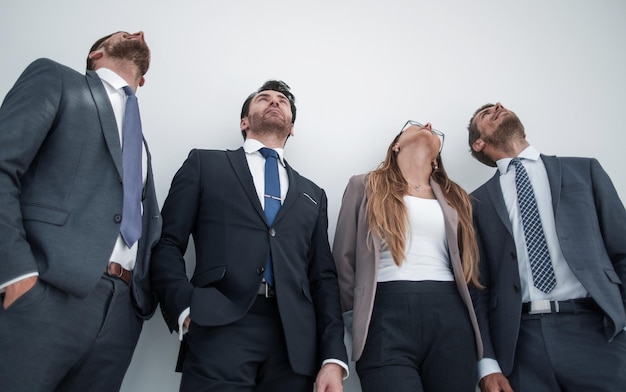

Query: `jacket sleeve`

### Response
(0, 59, 63, 285)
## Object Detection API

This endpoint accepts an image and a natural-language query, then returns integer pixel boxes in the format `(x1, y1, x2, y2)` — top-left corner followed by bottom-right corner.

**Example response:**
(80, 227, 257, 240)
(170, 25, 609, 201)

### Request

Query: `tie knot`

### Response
(259, 147, 278, 160)
(509, 157, 522, 170)
(123, 86, 135, 97)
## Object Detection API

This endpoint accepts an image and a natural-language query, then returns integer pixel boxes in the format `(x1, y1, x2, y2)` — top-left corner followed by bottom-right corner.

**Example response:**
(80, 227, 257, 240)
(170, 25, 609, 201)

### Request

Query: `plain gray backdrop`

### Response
(1, 1, 625, 391)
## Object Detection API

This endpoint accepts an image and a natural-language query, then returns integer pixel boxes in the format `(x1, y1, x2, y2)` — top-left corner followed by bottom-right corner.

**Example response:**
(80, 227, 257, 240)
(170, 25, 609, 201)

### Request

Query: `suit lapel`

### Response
(541, 154, 562, 213)
(273, 161, 298, 225)
(485, 172, 514, 237)
(85, 70, 123, 179)
(431, 181, 462, 275)
(227, 148, 267, 223)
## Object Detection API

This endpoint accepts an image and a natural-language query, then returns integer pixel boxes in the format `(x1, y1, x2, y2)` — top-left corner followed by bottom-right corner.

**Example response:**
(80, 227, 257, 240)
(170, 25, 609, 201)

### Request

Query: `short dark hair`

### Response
(467, 103, 497, 167)
(86, 32, 118, 71)
(240, 80, 296, 139)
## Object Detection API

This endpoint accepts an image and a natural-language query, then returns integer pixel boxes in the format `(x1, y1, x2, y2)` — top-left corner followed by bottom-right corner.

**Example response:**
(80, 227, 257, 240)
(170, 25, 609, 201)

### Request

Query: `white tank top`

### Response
(377, 196, 454, 282)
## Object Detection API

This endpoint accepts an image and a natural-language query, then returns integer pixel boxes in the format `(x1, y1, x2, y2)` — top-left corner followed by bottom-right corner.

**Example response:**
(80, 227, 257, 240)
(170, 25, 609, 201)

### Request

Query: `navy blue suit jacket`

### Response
(470, 154, 626, 376)
(150, 148, 347, 377)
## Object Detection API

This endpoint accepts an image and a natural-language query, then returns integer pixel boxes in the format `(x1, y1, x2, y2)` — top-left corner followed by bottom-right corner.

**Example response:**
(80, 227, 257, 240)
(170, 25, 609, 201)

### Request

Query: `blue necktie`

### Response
(510, 158, 556, 293)
(120, 86, 143, 248)
(259, 147, 281, 286)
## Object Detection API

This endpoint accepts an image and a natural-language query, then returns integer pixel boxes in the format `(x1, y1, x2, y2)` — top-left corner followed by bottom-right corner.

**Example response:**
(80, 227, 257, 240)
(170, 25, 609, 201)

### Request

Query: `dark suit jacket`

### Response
(0, 58, 161, 317)
(333, 174, 483, 362)
(470, 154, 626, 376)
(150, 148, 348, 377)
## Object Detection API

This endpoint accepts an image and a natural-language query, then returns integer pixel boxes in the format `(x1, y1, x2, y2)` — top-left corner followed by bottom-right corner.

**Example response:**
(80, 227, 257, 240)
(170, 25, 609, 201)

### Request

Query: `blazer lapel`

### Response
(485, 172, 514, 237)
(227, 148, 267, 223)
(541, 154, 562, 214)
(273, 161, 298, 225)
(85, 70, 123, 179)
(431, 181, 462, 277)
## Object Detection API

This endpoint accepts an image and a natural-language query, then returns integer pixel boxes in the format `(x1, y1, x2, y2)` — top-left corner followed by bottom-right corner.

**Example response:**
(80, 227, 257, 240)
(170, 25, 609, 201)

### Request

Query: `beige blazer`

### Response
(332, 173, 483, 362)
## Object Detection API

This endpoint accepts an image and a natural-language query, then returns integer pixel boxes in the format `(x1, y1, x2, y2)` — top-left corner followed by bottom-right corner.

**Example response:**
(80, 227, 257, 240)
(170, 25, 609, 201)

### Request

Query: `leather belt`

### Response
(106, 262, 131, 286)
(522, 298, 599, 315)
(258, 281, 276, 298)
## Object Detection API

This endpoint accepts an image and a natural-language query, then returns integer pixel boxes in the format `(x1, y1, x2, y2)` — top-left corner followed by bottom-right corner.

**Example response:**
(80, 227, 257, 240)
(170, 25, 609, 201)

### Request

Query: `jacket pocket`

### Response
(21, 204, 70, 226)
(191, 266, 227, 287)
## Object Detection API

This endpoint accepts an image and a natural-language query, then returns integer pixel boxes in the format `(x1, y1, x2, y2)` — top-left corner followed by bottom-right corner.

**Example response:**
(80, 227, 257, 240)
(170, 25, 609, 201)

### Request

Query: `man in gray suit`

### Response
(467, 102, 626, 392)
(0, 31, 161, 391)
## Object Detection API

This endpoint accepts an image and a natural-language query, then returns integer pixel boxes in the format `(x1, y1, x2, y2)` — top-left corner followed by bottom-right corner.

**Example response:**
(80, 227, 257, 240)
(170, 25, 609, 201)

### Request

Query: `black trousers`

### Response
(180, 295, 314, 392)
(356, 281, 477, 392)
(0, 275, 142, 392)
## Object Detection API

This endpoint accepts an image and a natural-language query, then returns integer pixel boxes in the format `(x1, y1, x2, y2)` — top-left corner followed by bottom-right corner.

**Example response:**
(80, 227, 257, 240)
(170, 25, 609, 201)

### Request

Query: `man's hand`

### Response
(315, 363, 344, 392)
(479, 372, 514, 392)
(3, 276, 38, 309)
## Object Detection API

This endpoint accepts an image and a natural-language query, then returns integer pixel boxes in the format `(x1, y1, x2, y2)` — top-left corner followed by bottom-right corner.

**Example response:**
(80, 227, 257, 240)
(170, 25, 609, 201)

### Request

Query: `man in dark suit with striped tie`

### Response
(467, 102, 626, 392)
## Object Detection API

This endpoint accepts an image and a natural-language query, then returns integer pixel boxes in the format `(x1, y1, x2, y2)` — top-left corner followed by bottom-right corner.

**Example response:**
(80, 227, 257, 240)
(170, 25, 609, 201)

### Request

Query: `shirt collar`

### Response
(243, 138, 286, 167)
(496, 145, 541, 175)
(95, 68, 128, 91)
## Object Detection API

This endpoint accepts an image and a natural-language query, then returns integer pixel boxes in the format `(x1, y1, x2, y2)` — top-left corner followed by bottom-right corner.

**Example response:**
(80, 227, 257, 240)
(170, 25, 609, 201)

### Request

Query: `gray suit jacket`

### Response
(470, 155, 626, 376)
(333, 173, 483, 361)
(0, 58, 161, 317)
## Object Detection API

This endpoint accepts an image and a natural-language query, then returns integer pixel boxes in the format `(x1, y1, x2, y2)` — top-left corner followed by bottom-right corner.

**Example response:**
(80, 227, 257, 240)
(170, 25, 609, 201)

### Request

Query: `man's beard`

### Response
(483, 114, 525, 148)
(248, 111, 291, 139)
(105, 40, 150, 75)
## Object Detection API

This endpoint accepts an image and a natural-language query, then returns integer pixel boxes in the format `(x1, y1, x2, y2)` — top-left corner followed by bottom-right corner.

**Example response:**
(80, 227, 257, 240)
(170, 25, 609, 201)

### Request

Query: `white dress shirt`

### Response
(96, 68, 148, 271)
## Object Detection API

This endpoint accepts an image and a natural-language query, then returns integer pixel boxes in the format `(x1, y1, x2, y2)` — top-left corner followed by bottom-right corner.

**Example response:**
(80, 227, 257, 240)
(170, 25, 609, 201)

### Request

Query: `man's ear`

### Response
(472, 139, 485, 152)
(138, 76, 145, 87)
(240, 117, 249, 132)
(88, 50, 104, 63)
(289, 124, 294, 137)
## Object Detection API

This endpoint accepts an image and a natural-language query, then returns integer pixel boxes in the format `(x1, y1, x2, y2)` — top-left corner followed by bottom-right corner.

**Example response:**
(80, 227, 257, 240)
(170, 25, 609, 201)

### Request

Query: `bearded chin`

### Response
(106, 40, 151, 75)
(488, 115, 525, 147)
(250, 113, 291, 137)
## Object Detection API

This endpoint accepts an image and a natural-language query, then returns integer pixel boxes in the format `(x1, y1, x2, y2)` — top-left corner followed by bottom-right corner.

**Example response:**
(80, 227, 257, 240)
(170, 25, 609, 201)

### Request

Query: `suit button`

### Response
(257, 266, 265, 275)
(269, 228, 276, 237)
(114, 214, 122, 223)
(513, 284, 521, 292)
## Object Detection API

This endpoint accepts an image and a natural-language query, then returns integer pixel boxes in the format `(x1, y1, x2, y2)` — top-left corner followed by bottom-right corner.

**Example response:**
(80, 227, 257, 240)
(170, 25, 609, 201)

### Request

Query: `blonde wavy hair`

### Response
(366, 132, 481, 286)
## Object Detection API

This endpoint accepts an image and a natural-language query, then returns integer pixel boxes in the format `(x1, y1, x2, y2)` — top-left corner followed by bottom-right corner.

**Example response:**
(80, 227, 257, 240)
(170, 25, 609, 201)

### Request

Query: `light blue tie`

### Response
(510, 158, 556, 293)
(120, 86, 143, 248)
(259, 148, 281, 287)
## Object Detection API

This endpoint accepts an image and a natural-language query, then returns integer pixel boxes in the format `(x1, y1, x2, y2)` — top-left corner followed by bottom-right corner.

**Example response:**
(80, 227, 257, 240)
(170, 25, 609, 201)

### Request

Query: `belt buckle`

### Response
(528, 300, 552, 314)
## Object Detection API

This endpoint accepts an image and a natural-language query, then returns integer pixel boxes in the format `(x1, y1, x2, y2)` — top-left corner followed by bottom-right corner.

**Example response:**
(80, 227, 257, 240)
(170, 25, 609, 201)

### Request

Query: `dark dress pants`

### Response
(0, 275, 142, 392)
(180, 295, 314, 392)
(356, 281, 478, 392)
(509, 311, 626, 392)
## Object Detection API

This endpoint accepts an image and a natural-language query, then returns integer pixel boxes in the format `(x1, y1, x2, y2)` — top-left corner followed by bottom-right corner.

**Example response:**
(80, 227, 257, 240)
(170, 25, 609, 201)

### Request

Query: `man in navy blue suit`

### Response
(468, 102, 626, 392)
(151, 80, 348, 391)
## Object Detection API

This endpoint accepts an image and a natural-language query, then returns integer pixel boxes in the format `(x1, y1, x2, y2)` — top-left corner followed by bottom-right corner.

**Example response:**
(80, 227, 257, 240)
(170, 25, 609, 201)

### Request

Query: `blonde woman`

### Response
(333, 121, 483, 391)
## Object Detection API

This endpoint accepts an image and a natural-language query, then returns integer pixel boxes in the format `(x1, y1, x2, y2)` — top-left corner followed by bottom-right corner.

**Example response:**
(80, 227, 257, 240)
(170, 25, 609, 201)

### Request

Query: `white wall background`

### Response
(1, 1, 625, 391)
